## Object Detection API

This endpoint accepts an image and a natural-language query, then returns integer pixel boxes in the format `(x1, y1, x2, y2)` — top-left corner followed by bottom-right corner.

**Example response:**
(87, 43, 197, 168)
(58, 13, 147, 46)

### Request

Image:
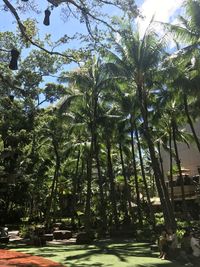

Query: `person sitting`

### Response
(166, 228, 178, 259)
(158, 230, 169, 260)
(190, 232, 200, 258)
(179, 230, 194, 266)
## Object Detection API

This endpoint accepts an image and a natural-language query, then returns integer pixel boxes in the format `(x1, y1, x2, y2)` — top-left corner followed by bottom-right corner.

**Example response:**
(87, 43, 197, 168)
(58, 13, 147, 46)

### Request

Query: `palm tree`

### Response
(106, 22, 176, 228)
(117, 120, 135, 223)
(153, 82, 197, 220)
(58, 56, 119, 233)
(162, 0, 200, 53)
(116, 91, 143, 225)
(161, 0, 200, 153)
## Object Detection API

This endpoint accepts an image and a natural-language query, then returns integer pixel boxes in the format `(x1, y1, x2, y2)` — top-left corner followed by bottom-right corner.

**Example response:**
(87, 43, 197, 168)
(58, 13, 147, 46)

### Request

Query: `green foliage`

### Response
(0, 0, 200, 233)
(19, 224, 35, 238)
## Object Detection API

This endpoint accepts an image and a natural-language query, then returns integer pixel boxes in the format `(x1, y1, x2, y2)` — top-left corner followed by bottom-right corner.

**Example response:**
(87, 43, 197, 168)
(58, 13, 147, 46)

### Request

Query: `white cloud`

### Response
(137, 0, 184, 37)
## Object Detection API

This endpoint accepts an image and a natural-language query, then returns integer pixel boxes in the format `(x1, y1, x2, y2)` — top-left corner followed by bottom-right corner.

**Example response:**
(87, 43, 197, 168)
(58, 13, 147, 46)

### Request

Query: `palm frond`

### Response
(160, 21, 199, 44)
(56, 94, 82, 114)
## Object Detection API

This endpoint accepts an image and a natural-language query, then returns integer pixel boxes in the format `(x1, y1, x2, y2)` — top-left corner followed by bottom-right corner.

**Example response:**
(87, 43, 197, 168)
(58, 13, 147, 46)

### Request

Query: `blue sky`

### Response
(1, 1, 87, 50)
(136, 0, 184, 36)
(0, 0, 184, 106)
(1, 0, 184, 47)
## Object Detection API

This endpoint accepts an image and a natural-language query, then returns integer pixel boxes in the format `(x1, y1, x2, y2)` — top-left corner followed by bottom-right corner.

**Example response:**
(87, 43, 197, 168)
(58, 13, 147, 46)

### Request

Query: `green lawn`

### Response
(9, 240, 184, 267)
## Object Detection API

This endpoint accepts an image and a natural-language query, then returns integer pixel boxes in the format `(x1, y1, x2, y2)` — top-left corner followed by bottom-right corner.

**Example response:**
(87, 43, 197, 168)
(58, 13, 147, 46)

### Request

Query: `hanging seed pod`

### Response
(9, 49, 20, 70)
(43, 9, 51, 26)
(9, 95, 14, 102)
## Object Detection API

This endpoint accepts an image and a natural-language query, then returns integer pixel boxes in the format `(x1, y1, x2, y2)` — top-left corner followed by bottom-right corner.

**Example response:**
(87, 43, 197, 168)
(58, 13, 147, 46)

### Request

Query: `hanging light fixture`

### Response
(21, 0, 29, 2)
(9, 49, 20, 70)
(43, 9, 51, 26)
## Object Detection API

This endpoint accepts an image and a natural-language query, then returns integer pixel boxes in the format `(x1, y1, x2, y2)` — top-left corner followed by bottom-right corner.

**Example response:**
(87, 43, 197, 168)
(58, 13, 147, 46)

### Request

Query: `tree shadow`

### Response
(134, 263, 184, 267)
(9, 240, 192, 267)
(62, 242, 160, 265)
(67, 263, 111, 267)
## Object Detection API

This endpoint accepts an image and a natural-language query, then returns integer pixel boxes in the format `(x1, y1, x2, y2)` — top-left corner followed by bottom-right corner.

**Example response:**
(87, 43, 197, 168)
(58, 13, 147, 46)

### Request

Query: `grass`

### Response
(8, 240, 185, 267)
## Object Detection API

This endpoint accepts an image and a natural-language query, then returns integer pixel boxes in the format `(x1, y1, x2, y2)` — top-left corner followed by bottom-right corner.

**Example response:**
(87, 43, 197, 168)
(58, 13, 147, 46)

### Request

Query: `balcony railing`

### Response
(168, 185, 196, 199)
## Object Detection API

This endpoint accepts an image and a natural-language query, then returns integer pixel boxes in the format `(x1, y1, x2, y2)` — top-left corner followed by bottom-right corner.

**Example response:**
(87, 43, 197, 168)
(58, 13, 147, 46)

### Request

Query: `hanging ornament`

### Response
(9, 49, 20, 70)
(43, 9, 51, 26)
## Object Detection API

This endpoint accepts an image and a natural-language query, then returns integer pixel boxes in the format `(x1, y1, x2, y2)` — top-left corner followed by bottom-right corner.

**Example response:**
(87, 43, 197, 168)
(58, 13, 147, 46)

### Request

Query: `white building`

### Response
(162, 122, 200, 178)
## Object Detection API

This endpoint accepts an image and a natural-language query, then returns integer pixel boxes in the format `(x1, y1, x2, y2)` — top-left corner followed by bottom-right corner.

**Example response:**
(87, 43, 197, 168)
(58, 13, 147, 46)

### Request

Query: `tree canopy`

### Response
(0, 0, 200, 234)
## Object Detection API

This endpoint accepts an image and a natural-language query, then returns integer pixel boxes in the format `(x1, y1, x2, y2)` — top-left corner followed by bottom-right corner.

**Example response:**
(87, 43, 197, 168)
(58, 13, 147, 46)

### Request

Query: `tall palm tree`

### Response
(161, 0, 200, 153)
(58, 56, 118, 232)
(117, 120, 135, 223)
(107, 22, 176, 228)
(153, 83, 196, 220)
(116, 91, 143, 225)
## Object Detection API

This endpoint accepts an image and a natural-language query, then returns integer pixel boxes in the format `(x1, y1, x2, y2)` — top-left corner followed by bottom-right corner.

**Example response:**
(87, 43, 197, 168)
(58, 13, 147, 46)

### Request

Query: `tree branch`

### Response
(0, 72, 26, 95)
(2, 0, 76, 62)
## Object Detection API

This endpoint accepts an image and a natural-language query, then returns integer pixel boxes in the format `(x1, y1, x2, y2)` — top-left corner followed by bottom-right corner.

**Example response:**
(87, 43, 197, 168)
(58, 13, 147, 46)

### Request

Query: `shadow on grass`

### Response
(8, 240, 186, 267)
(134, 264, 181, 267)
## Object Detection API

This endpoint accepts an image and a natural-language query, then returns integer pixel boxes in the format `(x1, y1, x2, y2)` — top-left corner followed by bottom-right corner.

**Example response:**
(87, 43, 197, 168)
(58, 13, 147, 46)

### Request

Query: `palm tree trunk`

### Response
(71, 149, 80, 226)
(106, 139, 119, 228)
(52, 176, 59, 222)
(130, 120, 143, 226)
(119, 141, 134, 222)
(137, 85, 176, 228)
(157, 141, 164, 179)
(134, 122, 155, 228)
(84, 145, 93, 232)
(45, 138, 60, 227)
(183, 93, 200, 152)
(92, 93, 108, 233)
(172, 120, 188, 219)
(94, 137, 108, 234)
(156, 141, 176, 227)
(169, 129, 175, 211)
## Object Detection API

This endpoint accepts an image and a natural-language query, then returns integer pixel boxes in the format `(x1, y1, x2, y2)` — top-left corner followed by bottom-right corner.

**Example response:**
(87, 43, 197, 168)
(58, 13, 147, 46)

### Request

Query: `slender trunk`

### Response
(157, 142, 164, 179)
(106, 139, 119, 228)
(29, 196, 34, 221)
(157, 140, 176, 227)
(169, 129, 174, 211)
(119, 141, 134, 222)
(134, 122, 155, 227)
(45, 139, 60, 227)
(143, 127, 172, 227)
(130, 120, 143, 226)
(84, 145, 93, 232)
(77, 160, 84, 230)
(71, 150, 80, 226)
(52, 176, 59, 222)
(93, 93, 107, 233)
(159, 151, 177, 229)
(172, 119, 187, 218)
(77, 159, 84, 196)
(183, 93, 200, 153)
(94, 137, 108, 234)
(137, 85, 176, 229)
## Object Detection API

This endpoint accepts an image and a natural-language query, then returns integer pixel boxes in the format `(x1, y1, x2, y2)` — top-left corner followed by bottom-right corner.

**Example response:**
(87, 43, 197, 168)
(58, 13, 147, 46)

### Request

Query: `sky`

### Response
(1, 0, 185, 44)
(0, 0, 186, 68)
(0, 0, 185, 106)
(136, 0, 184, 36)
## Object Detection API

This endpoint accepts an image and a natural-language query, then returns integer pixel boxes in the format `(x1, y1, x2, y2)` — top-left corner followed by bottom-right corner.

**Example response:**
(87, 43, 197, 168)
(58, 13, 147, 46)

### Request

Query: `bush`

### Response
(19, 225, 35, 238)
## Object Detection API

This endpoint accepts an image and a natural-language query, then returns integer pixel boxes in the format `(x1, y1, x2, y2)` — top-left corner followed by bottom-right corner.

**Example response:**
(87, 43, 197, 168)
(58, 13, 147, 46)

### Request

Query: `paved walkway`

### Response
(0, 249, 66, 267)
